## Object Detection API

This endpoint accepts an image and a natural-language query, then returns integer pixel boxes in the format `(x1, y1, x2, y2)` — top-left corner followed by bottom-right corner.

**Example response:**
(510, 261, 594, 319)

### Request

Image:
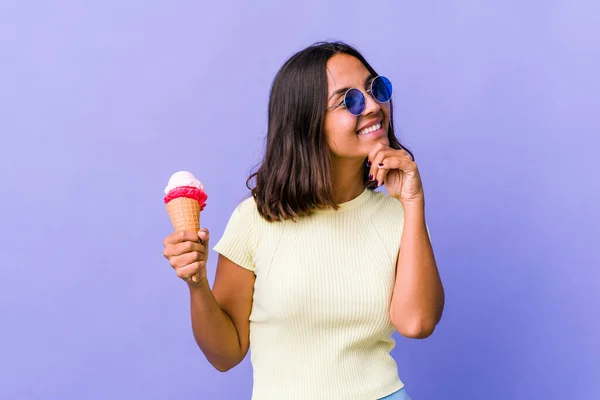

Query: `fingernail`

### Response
(378, 163, 384, 167)
(366, 160, 372, 167)
(368, 174, 373, 180)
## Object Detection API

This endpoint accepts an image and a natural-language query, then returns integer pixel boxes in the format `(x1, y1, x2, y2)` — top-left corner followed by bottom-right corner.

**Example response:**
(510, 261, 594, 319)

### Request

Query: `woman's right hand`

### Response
(163, 228, 210, 285)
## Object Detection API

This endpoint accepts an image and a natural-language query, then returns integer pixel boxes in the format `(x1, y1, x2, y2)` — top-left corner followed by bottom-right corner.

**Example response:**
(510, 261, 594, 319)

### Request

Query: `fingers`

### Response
(164, 240, 204, 259)
(373, 150, 391, 186)
(366, 143, 385, 184)
(164, 230, 200, 246)
(174, 262, 205, 283)
(367, 146, 416, 186)
(367, 143, 392, 186)
(379, 149, 417, 171)
(198, 228, 210, 246)
(163, 229, 210, 258)
(169, 249, 206, 268)
(163, 228, 210, 285)
(189, 229, 210, 284)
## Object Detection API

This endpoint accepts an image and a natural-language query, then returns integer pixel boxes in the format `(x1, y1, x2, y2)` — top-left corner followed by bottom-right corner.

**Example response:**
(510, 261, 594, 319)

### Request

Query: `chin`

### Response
(374, 132, 390, 147)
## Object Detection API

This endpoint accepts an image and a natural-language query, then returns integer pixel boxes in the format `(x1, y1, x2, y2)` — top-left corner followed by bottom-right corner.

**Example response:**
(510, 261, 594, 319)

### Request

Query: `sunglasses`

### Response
(328, 76, 393, 116)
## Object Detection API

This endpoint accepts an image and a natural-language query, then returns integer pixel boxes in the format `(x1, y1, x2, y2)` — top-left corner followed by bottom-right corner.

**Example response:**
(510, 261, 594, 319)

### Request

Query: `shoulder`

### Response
(363, 190, 405, 233)
(235, 195, 258, 213)
(229, 195, 268, 229)
(229, 195, 260, 221)
(367, 189, 405, 216)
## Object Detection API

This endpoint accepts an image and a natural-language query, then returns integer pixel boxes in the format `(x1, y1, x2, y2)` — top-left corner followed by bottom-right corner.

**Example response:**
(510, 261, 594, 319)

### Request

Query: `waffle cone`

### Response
(166, 197, 201, 232)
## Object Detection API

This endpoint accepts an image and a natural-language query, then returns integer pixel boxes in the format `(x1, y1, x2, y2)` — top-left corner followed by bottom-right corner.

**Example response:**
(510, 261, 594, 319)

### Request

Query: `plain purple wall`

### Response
(1, 1, 598, 399)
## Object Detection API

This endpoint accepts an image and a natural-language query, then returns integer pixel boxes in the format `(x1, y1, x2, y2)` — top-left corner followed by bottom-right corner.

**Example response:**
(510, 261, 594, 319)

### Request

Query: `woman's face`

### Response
(323, 53, 390, 160)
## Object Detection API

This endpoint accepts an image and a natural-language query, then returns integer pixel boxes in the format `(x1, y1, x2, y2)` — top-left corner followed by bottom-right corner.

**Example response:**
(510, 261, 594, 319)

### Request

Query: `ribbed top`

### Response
(213, 189, 406, 399)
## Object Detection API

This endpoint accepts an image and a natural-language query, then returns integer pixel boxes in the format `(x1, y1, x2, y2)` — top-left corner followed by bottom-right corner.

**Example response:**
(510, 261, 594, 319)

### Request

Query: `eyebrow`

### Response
(328, 74, 374, 101)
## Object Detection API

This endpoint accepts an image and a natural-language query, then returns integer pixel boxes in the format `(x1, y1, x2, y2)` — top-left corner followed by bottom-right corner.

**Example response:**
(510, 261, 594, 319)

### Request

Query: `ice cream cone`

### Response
(166, 197, 201, 233)
(163, 171, 208, 284)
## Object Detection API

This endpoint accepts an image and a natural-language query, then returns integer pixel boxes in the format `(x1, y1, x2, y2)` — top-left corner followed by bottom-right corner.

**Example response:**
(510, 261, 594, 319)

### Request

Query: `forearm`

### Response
(391, 200, 445, 338)
(188, 280, 245, 371)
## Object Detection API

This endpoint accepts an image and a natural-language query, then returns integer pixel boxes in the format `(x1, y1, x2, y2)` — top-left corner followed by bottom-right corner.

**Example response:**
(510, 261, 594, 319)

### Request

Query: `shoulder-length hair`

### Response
(246, 41, 414, 222)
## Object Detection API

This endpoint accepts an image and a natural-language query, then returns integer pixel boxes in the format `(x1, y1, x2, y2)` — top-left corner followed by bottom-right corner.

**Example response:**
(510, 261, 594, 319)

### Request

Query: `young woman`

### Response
(163, 41, 445, 400)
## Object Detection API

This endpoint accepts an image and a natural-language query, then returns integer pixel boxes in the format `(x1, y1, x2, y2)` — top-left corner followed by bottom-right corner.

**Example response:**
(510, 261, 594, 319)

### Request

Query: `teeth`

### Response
(358, 123, 381, 136)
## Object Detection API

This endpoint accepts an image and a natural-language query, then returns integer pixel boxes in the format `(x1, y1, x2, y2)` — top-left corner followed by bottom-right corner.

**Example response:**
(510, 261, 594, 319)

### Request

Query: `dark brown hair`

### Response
(246, 41, 414, 222)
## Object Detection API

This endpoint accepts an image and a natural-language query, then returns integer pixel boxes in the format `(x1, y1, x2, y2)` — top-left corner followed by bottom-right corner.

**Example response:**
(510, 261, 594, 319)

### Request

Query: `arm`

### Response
(163, 230, 254, 372)
(389, 200, 444, 338)
(188, 254, 254, 372)
(367, 143, 445, 339)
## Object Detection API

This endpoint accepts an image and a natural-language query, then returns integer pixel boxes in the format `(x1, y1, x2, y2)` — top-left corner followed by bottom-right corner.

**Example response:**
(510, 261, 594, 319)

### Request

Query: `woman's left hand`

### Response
(367, 143, 424, 206)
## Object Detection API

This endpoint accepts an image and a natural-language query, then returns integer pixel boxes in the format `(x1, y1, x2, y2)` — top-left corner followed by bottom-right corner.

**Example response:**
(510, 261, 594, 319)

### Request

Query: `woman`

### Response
(163, 41, 445, 400)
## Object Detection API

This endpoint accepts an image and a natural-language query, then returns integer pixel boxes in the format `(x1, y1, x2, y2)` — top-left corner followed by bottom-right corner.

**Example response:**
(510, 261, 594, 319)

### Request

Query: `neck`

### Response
(331, 157, 365, 204)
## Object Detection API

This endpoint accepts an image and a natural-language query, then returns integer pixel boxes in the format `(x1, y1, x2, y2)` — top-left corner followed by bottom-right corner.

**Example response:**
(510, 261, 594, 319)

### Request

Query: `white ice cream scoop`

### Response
(164, 170, 204, 194)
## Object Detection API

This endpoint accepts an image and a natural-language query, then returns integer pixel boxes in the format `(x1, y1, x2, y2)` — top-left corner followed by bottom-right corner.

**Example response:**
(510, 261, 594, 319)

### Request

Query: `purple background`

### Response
(1, 1, 598, 399)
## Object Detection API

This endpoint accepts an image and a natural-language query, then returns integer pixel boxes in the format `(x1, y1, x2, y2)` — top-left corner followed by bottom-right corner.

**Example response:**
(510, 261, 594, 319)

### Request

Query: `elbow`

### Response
(210, 359, 240, 373)
(204, 352, 243, 372)
(213, 363, 234, 373)
(399, 322, 436, 339)
(392, 315, 438, 339)
(196, 341, 247, 373)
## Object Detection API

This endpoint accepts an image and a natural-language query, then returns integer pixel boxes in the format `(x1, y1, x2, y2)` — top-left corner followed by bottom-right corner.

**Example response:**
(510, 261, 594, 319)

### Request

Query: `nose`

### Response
(362, 90, 381, 116)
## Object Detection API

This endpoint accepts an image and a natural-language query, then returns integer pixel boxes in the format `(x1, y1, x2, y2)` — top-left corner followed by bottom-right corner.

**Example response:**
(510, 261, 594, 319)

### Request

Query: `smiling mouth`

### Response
(357, 122, 382, 136)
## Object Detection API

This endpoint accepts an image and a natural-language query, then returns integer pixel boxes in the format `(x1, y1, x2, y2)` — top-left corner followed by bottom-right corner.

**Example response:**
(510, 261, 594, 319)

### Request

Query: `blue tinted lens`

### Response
(345, 88, 365, 115)
(372, 76, 392, 103)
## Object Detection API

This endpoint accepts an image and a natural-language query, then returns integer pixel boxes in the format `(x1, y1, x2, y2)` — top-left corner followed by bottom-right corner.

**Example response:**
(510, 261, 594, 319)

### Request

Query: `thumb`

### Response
(198, 228, 210, 245)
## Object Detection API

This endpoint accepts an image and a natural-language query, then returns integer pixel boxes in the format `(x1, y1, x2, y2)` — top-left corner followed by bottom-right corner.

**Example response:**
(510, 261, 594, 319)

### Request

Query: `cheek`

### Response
(324, 113, 357, 139)
(381, 103, 391, 123)
(323, 113, 360, 155)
